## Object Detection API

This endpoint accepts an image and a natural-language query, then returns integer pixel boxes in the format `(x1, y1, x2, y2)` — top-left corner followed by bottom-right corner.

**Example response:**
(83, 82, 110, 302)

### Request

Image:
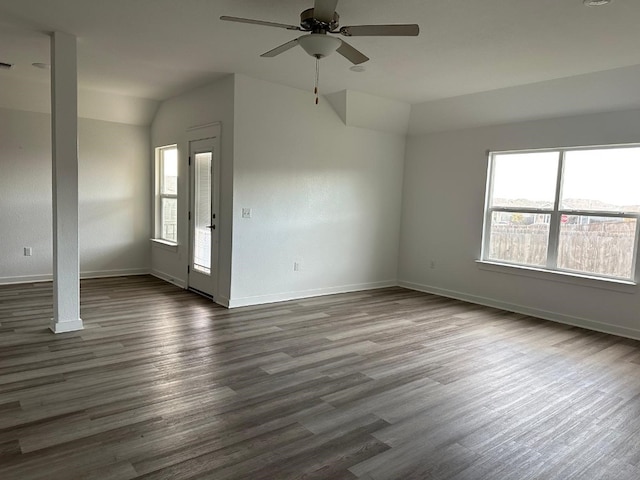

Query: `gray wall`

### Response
(229, 75, 406, 306)
(399, 108, 640, 338)
(149, 74, 407, 307)
(0, 107, 151, 283)
(150, 75, 235, 302)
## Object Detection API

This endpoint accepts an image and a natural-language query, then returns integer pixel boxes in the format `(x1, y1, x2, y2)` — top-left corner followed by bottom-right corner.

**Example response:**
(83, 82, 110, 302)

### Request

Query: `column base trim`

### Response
(49, 318, 84, 334)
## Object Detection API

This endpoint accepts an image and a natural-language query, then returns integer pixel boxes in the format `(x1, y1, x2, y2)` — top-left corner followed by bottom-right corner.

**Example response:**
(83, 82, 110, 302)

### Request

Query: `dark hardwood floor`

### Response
(1, 275, 640, 479)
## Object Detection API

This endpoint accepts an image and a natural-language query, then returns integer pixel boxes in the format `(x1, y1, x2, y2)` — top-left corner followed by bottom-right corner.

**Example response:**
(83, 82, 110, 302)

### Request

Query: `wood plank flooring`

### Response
(1, 275, 640, 479)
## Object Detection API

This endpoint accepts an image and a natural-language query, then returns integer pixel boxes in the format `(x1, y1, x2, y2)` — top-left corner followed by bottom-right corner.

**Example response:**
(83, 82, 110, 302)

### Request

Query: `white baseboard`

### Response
(150, 269, 187, 289)
(81, 269, 149, 279)
(0, 274, 53, 285)
(0, 269, 149, 285)
(399, 280, 640, 341)
(227, 280, 397, 308)
(215, 296, 230, 308)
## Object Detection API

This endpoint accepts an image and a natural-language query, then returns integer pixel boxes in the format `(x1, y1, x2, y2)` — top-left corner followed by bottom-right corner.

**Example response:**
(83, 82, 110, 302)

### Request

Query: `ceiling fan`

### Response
(221, 0, 419, 65)
(221, 0, 419, 102)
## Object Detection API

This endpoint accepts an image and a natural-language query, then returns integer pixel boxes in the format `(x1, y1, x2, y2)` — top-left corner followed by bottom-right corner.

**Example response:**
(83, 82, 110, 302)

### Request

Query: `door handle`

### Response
(207, 225, 216, 230)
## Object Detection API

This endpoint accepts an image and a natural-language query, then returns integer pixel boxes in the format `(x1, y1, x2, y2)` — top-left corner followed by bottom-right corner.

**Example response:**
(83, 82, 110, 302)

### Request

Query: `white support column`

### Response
(50, 31, 83, 334)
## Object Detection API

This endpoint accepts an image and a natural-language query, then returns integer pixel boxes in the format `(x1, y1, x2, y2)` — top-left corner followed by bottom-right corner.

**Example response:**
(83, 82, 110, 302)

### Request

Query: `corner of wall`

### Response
(325, 90, 348, 125)
(324, 89, 411, 135)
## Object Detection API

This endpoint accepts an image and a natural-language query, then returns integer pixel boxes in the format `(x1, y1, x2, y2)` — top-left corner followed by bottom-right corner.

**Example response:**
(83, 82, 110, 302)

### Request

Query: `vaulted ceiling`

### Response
(1, 0, 639, 107)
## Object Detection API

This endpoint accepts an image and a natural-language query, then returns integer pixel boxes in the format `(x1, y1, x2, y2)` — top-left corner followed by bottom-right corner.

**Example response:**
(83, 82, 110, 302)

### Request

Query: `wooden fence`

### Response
(488, 221, 636, 278)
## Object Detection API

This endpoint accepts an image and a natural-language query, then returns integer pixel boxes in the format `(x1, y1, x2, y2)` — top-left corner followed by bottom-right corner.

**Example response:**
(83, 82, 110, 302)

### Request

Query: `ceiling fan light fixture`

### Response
(298, 34, 341, 59)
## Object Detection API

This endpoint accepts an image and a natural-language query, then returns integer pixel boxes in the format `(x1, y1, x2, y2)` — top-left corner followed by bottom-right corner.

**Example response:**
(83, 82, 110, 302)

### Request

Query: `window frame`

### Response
(155, 144, 178, 245)
(481, 144, 640, 283)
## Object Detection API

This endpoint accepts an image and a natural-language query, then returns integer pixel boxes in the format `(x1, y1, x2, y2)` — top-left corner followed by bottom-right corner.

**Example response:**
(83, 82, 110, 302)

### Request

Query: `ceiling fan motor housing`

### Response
(300, 8, 339, 32)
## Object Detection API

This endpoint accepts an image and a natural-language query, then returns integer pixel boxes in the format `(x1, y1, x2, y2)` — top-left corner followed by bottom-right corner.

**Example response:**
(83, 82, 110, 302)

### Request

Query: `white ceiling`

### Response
(1, 0, 640, 106)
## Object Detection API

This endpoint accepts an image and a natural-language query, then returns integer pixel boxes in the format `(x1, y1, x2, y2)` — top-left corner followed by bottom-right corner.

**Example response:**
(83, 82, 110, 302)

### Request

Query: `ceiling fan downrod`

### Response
(315, 57, 320, 105)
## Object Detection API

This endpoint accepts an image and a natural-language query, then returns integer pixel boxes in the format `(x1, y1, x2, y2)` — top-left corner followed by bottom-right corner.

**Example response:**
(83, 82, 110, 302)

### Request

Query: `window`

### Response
(481, 145, 640, 282)
(156, 145, 178, 243)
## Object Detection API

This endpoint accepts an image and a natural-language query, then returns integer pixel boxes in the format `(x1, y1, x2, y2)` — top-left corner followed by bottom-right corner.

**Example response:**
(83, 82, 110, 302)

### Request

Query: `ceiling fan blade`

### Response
(336, 40, 369, 65)
(340, 24, 420, 36)
(313, 0, 339, 23)
(261, 38, 300, 58)
(220, 16, 301, 31)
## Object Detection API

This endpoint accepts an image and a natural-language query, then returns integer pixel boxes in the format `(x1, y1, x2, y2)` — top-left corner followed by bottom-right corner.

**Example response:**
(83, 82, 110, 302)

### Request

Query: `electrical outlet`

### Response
(24, 247, 32, 257)
(241, 208, 252, 219)
(293, 261, 301, 272)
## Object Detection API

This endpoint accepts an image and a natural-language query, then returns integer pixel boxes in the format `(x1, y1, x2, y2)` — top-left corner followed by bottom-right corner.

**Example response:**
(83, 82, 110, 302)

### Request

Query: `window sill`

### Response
(476, 260, 637, 294)
(151, 239, 178, 252)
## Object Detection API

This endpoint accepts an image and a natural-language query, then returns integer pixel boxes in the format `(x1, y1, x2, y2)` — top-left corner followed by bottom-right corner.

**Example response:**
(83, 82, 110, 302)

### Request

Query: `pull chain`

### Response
(314, 56, 320, 105)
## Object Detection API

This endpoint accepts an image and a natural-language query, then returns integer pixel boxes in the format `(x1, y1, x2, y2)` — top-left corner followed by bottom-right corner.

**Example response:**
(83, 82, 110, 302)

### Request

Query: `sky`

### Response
(492, 147, 640, 209)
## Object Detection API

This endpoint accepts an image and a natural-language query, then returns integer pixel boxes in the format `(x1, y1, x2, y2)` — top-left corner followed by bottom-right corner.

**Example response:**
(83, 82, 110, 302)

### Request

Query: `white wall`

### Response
(150, 75, 235, 300)
(0, 76, 159, 126)
(229, 75, 406, 306)
(399, 108, 640, 338)
(326, 90, 411, 135)
(0, 108, 52, 282)
(0, 107, 151, 283)
(149, 74, 406, 307)
(78, 118, 151, 276)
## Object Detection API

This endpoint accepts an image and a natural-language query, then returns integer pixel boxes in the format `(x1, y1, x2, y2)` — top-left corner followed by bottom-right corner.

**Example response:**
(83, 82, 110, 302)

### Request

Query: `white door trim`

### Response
(186, 123, 221, 300)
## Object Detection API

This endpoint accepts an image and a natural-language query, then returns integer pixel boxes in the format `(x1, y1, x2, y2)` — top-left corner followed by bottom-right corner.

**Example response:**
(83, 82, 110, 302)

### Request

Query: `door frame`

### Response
(186, 128, 221, 300)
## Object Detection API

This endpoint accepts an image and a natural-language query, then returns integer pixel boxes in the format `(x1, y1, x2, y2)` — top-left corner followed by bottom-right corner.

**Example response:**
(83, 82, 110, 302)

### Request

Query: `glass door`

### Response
(188, 138, 218, 297)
